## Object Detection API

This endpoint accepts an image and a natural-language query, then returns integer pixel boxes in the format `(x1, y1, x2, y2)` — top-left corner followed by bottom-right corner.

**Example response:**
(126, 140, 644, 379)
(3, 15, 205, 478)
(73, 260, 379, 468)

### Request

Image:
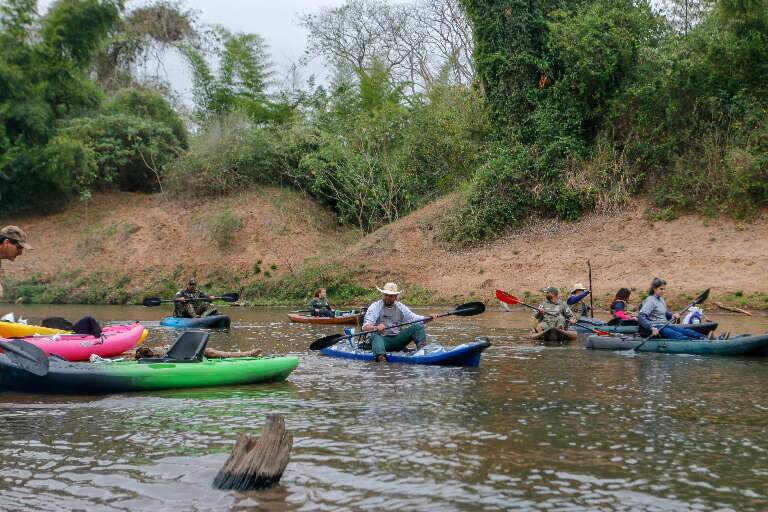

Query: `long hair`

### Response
(647, 277, 667, 296)
(611, 288, 631, 309)
(314, 288, 325, 298)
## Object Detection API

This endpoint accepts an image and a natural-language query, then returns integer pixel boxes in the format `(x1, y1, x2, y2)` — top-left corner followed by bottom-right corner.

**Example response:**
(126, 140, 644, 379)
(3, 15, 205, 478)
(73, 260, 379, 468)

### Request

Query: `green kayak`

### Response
(0, 355, 299, 394)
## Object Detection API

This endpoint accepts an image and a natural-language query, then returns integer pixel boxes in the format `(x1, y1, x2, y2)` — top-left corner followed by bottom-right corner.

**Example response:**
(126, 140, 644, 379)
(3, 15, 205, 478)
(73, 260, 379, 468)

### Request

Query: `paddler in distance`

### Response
(533, 286, 573, 332)
(174, 278, 217, 318)
(0, 225, 32, 298)
(362, 282, 438, 362)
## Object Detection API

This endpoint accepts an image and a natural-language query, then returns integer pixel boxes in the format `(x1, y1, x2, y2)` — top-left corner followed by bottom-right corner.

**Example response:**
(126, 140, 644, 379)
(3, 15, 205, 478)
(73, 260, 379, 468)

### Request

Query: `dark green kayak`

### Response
(584, 333, 768, 356)
(0, 355, 298, 394)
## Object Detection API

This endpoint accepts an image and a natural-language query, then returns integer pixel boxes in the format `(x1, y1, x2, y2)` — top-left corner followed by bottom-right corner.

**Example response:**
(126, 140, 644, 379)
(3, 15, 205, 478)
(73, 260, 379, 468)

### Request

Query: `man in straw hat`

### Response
(362, 282, 438, 362)
(567, 282, 591, 317)
(0, 225, 32, 297)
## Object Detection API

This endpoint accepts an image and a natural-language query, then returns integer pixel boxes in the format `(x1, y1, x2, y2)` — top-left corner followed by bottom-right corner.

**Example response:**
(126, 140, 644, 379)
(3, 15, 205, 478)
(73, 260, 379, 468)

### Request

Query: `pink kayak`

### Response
(4, 323, 148, 362)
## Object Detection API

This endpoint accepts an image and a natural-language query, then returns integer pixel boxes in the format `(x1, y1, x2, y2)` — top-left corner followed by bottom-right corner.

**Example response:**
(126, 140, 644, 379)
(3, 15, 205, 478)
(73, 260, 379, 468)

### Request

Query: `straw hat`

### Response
(570, 283, 587, 294)
(376, 282, 402, 296)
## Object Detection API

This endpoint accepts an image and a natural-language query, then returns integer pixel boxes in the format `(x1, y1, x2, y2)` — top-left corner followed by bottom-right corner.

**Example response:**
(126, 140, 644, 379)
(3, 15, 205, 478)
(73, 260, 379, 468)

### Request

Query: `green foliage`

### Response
(206, 208, 243, 250)
(181, 27, 283, 124)
(0, 2, 185, 213)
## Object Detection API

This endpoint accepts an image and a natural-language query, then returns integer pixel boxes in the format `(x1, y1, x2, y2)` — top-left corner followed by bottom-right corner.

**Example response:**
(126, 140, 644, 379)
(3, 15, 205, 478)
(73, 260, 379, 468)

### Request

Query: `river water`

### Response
(1, 305, 767, 511)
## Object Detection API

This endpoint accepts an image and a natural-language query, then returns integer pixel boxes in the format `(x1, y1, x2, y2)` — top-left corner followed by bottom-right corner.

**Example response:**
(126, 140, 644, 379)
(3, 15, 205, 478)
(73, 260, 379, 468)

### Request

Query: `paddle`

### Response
(587, 260, 594, 318)
(632, 288, 711, 352)
(0, 339, 49, 376)
(309, 301, 486, 351)
(142, 293, 240, 307)
(495, 290, 611, 336)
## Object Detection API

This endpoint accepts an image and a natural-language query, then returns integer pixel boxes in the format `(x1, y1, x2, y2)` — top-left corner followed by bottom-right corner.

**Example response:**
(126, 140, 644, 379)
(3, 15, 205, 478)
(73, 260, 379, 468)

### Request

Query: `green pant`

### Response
(370, 324, 426, 356)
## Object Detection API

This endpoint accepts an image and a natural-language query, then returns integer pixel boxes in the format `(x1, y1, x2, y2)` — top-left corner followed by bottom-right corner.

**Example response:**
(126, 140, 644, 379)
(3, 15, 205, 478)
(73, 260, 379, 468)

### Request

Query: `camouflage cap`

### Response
(0, 225, 32, 249)
(541, 286, 560, 295)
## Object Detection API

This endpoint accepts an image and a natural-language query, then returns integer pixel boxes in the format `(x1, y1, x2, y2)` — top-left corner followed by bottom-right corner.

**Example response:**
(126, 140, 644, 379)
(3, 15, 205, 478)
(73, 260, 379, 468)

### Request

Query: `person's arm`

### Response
(567, 290, 590, 306)
(613, 302, 633, 321)
(638, 298, 657, 334)
(362, 302, 381, 331)
(562, 304, 574, 320)
(534, 305, 544, 320)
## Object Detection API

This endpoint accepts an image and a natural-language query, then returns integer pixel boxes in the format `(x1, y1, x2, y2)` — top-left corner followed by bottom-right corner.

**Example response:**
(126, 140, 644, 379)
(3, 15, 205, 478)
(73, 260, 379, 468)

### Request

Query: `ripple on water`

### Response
(1, 307, 768, 510)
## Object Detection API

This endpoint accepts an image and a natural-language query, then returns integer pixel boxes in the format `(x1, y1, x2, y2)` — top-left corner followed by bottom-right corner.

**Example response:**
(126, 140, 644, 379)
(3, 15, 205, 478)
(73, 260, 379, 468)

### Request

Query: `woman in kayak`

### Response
(567, 283, 591, 317)
(534, 286, 573, 332)
(308, 288, 334, 317)
(639, 278, 706, 340)
(610, 288, 636, 321)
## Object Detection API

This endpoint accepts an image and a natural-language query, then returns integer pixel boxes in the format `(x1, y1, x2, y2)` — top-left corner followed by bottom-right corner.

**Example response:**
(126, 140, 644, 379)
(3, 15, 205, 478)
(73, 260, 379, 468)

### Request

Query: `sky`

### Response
(37, 0, 349, 100)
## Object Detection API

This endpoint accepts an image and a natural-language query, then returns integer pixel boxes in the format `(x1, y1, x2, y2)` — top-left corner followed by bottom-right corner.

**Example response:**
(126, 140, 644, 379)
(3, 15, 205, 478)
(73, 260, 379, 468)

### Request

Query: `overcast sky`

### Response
(38, 0, 349, 100)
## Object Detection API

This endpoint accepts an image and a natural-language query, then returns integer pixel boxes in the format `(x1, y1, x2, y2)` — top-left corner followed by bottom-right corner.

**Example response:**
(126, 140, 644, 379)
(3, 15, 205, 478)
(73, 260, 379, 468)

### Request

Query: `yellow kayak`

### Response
(0, 321, 69, 338)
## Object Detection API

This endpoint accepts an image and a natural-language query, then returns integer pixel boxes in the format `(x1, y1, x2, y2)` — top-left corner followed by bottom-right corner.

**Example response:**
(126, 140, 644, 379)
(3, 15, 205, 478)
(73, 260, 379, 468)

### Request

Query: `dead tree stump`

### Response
(213, 414, 292, 491)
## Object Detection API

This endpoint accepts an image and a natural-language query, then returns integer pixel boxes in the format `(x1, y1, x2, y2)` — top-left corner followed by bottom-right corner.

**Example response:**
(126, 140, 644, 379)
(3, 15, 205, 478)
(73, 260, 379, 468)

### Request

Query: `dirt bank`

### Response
(3, 190, 767, 309)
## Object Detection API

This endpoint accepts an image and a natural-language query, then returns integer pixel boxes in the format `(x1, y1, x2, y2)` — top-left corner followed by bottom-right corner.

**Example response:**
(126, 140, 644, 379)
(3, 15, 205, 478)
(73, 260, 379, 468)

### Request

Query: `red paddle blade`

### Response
(594, 329, 610, 336)
(495, 290, 520, 305)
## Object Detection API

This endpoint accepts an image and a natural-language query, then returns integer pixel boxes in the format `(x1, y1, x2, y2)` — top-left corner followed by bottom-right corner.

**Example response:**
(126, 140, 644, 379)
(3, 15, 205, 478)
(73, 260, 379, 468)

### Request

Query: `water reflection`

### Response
(1, 305, 767, 510)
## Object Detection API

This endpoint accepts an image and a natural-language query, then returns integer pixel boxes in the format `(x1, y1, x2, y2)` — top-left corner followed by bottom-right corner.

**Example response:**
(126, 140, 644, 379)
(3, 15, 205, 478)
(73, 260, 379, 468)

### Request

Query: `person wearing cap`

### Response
(0, 226, 32, 297)
(567, 283, 591, 318)
(362, 282, 439, 362)
(533, 286, 573, 332)
(174, 278, 216, 318)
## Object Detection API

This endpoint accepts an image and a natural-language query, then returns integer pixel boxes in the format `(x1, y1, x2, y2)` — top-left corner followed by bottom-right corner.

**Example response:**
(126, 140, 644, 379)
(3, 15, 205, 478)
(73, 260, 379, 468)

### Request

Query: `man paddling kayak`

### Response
(0, 225, 32, 297)
(639, 278, 707, 340)
(174, 278, 217, 318)
(362, 282, 438, 362)
(533, 286, 573, 332)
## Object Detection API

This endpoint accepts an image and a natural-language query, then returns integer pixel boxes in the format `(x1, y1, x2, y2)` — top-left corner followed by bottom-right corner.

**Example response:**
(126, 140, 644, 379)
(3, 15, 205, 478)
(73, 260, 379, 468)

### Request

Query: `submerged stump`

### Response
(213, 414, 292, 491)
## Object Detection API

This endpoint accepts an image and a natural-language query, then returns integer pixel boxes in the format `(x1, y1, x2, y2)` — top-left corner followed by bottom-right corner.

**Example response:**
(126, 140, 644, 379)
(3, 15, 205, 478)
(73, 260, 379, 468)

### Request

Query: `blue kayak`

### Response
(159, 315, 231, 329)
(320, 338, 491, 367)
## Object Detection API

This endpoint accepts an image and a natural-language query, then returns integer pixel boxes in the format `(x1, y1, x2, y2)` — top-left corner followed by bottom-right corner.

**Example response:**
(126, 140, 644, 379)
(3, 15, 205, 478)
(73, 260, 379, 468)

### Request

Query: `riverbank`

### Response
(2, 189, 768, 310)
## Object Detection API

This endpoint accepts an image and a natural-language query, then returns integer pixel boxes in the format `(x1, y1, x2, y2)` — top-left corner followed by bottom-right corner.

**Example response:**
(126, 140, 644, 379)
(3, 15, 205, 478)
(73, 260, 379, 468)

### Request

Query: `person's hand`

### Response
(362, 324, 374, 332)
(538, 306, 545, 315)
(178, 297, 187, 303)
(651, 327, 660, 337)
(672, 313, 681, 320)
(209, 295, 215, 300)
(376, 323, 386, 333)
(425, 314, 439, 322)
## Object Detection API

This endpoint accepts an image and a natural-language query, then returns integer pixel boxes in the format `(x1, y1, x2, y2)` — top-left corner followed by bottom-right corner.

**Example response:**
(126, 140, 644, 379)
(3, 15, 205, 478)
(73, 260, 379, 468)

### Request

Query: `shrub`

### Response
(207, 208, 243, 250)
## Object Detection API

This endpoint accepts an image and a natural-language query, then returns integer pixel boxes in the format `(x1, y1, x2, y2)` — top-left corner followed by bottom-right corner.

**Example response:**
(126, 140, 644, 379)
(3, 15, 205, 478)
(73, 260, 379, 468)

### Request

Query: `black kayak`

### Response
(585, 333, 768, 356)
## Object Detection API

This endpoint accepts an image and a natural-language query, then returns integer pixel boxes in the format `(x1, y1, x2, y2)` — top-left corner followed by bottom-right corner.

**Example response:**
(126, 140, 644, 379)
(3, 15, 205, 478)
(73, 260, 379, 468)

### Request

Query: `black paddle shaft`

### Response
(588, 260, 594, 318)
(309, 302, 485, 351)
(500, 293, 608, 336)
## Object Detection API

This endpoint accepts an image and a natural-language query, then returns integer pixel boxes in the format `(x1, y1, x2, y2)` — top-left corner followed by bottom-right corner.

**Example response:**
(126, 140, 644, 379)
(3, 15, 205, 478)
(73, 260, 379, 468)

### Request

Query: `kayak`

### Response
(573, 317, 718, 335)
(159, 315, 231, 329)
(5, 323, 148, 362)
(0, 355, 299, 394)
(287, 313, 362, 325)
(531, 328, 577, 344)
(584, 333, 768, 356)
(320, 338, 491, 367)
(0, 321, 67, 338)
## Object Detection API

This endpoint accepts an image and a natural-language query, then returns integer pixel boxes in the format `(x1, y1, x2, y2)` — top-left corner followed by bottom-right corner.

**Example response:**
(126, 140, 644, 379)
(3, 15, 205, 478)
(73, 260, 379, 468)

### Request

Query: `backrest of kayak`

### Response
(139, 331, 209, 364)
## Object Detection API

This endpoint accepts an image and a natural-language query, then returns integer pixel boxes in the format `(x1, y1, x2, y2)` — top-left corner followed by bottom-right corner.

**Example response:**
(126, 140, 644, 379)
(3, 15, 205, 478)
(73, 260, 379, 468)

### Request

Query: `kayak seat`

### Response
(139, 331, 210, 364)
(73, 316, 102, 337)
(41, 316, 76, 331)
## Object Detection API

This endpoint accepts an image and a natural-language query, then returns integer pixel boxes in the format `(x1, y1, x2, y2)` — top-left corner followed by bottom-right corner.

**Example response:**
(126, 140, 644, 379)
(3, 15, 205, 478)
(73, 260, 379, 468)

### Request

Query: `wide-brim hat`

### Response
(570, 283, 587, 294)
(376, 282, 402, 295)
